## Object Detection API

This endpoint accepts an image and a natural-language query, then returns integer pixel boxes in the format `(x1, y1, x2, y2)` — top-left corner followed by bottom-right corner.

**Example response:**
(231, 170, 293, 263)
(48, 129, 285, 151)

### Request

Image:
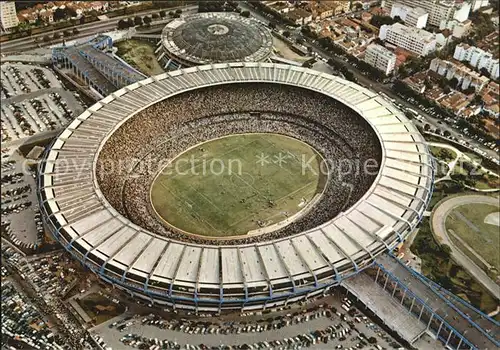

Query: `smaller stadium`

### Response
(157, 12, 273, 69)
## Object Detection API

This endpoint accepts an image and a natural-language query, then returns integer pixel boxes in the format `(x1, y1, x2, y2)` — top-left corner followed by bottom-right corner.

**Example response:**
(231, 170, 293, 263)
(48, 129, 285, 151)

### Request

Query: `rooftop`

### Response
(367, 44, 396, 58)
(385, 23, 434, 42)
(161, 12, 273, 65)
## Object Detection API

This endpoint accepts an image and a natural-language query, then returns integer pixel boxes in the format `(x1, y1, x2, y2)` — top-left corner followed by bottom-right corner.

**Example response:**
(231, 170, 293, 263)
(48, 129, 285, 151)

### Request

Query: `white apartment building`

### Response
(382, 0, 470, 27)
(405, 7, 429, 29)
(364, 44, 397, 75)
(439, 19, 472, 38)
(0, 1, 19, 32)
(454, 44, 500, 80)
(430, 57, 490, 91)
(390, 3, 428, 28)
(379, 23, 437, 56)
(470, 0, 490, 11)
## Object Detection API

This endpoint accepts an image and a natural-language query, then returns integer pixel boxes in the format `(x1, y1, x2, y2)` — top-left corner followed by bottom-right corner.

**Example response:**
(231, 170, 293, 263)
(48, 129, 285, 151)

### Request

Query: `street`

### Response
(0, 5, 198, 53)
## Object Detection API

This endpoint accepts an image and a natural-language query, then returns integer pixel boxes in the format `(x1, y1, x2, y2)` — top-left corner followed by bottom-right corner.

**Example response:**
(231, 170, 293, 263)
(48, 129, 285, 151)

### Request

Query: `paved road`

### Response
(91, 293, 406, 350)
(431, 194, 500, 298)
(0, 6, 198, 53)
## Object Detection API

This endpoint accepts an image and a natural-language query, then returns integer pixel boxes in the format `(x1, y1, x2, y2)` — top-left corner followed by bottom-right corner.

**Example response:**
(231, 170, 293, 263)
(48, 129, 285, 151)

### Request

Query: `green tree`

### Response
(370, 15, 396, 28)
(117, 19, 128, 29)
(143, 16, 152, 26)
(134, 16, 143, 26)
(472, 94, 483, 105)
(462, 86, 475, 95)
(240, 10, 250, 18)
(159, 10, 166, 17)
(449, 77, 459, 89)
(352, 2, 363, 11)
(479, 67, 490, 77)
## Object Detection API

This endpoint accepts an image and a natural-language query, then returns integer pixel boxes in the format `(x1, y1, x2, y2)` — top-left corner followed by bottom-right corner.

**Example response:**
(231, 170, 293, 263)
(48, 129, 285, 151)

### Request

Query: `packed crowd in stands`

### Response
(96, 83, 382, 245)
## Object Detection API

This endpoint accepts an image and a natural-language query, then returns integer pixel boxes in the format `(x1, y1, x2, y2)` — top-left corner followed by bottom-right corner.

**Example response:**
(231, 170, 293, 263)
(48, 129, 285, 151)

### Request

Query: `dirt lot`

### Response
(115, 39, 164, 76)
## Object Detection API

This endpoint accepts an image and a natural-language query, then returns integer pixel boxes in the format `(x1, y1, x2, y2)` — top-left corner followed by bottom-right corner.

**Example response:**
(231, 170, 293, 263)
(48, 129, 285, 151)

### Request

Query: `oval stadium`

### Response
(37, 63, 434, 312)
(158, 12, 273, 69)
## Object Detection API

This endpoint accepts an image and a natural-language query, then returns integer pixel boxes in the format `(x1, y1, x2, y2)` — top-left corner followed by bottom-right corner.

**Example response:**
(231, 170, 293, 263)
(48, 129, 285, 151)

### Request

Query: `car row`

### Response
(1, 63, 84, 143)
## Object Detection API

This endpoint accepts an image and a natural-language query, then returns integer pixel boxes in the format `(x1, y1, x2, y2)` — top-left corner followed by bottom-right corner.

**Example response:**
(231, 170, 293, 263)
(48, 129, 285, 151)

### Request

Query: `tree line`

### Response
(117, 10, 183, 29)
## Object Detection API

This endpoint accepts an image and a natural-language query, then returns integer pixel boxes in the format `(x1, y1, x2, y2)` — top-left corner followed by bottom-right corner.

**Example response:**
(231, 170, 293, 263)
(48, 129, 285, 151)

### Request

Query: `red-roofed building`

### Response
(361, 12, 373, 23)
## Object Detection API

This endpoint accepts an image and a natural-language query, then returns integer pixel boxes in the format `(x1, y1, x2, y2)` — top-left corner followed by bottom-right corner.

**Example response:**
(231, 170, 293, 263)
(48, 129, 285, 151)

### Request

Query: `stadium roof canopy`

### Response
(160, 12, 273, 65)
(38, 63, 434, 305)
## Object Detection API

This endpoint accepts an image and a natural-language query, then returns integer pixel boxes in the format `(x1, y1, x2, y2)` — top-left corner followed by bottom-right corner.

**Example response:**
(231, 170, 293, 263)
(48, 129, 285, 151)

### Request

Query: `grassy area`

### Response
(452, 162, 469, 176)
(435, 162, 449, 178)
(77, 293, 125, 325)
(428, 181, 464, 210)
(445, 203, 500, 271)
(151, 133, 326, 237)
(115, 39, 164, 77)
(451, 158, 500, 190)
(411, 218, 498, 313)
(464, 151, 483, 164)
(429, 146, 457, 163)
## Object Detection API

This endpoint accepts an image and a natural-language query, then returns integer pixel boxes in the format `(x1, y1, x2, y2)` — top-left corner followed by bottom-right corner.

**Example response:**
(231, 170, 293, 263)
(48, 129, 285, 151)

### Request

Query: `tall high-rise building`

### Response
(0, 1, 19, 32)
(381, 0, 470, 27)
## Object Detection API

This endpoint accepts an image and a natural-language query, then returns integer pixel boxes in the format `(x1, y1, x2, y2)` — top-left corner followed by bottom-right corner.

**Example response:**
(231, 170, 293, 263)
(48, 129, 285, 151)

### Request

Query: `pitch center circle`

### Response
(150, 133, 328, 239)
(207, 24, 230, 35)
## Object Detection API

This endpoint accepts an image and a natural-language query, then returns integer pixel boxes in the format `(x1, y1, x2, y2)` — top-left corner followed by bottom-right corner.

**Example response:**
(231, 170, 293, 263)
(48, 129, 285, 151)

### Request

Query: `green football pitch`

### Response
(150, 133, 326, 237)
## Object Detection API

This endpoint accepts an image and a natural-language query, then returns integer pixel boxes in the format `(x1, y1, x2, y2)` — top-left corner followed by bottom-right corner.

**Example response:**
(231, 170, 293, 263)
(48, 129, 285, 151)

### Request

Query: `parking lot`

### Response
(0, 145, 49, 247)
(1, 246, 68, 349)
(91, 292, 406, 350)
(1, 63, 84, 143)
(0, 147, 43, 249)
(1, 245, 101, 350)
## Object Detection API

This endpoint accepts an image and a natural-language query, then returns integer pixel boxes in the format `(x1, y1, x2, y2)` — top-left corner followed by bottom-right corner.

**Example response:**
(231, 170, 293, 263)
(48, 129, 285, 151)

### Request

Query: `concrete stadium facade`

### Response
(37, 63, 434, 312)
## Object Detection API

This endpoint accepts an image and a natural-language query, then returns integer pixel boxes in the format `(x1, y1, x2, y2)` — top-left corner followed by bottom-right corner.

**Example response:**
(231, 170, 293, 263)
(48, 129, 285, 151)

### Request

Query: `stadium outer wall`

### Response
(37, 63, 434, 313)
